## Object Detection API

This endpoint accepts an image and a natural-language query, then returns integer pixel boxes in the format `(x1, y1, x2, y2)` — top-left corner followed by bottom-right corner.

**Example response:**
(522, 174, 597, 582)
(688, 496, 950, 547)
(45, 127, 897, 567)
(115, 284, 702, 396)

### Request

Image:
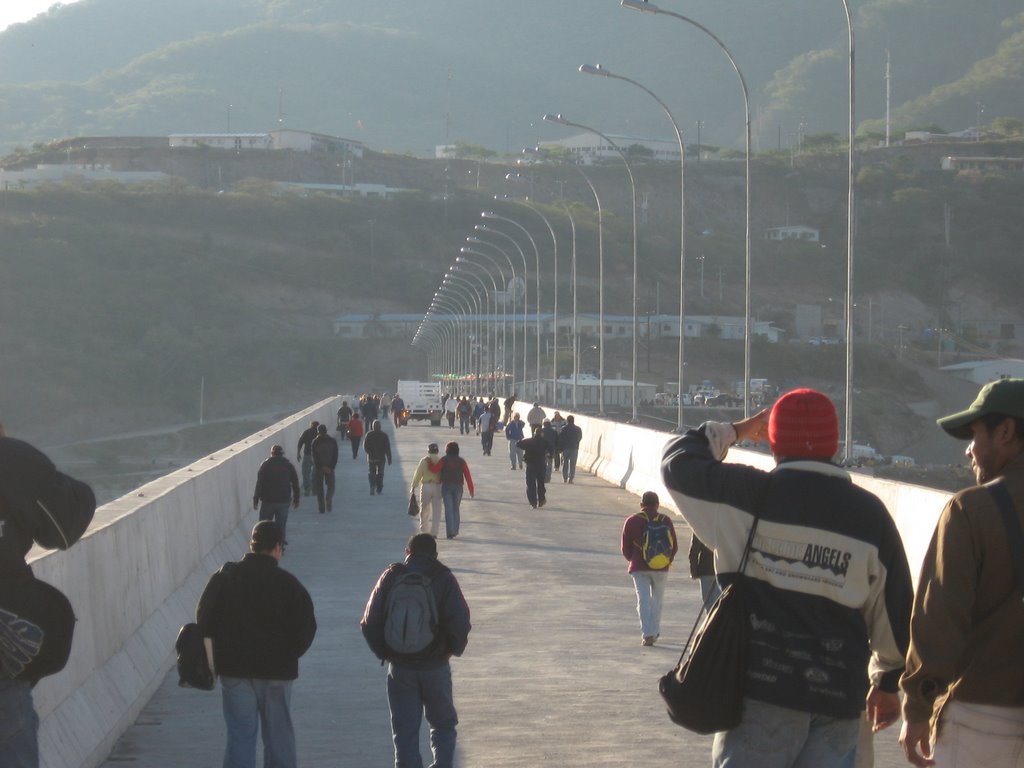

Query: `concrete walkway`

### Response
(99, 418, 907, 768)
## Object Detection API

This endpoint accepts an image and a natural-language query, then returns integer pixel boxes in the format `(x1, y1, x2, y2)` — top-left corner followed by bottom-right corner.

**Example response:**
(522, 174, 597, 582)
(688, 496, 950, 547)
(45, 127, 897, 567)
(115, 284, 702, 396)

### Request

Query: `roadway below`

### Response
(98, 415, 908, 767)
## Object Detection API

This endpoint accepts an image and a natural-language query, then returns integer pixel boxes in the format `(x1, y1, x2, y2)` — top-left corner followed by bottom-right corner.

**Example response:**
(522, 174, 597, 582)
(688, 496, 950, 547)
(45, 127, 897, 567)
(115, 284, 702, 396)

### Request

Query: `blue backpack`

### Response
(642, 514, 675, 570)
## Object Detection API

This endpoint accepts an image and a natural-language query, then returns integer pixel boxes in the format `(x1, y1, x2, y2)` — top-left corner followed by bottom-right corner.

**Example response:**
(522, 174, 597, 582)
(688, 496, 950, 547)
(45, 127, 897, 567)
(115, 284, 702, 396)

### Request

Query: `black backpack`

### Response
(0, 575, 76, 683)
(175, 622, 215, 690)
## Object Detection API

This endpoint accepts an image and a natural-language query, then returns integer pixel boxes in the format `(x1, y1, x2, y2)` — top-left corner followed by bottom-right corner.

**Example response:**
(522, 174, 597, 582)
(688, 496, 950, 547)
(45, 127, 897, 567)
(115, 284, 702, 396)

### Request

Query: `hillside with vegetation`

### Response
(0, 0, 1020, 156)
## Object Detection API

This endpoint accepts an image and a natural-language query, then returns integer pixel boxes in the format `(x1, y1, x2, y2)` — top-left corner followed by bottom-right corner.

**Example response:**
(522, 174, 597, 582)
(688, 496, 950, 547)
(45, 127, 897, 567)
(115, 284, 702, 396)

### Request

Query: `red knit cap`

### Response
(768, 388, 839, 459)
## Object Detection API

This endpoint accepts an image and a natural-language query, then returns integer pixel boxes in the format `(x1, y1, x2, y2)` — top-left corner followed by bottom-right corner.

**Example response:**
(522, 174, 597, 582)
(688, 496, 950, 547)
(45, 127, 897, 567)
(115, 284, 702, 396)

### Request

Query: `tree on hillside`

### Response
(992, 117, 1024, 137)
(452, 141, 497, 161)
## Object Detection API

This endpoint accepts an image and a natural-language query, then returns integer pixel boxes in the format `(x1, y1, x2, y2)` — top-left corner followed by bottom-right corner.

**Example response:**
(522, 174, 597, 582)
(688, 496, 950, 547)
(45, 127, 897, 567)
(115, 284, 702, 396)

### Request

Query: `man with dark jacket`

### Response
(336, 401, 353, 440)
(361, 533, 471, 768)
(662, 388, 913, 766)
(558, 415, 582, 484)
(197, 521, 316, 768)
(310, 424, 338, 514)
(295, 420, 319, 496)
(252, 445, 300, 540)
(517, 425, 550, 509)
(0, 432, 96, 768)
(363, 420, 393, 496)
(540, 419, 558, 482)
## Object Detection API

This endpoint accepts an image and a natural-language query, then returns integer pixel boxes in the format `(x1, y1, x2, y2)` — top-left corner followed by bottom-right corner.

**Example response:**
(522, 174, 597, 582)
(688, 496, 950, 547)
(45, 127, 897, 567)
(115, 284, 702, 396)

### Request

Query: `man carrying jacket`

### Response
(361, 533, 471, 768)
(662, 388, 912, 767)
(0, 431, 96, 767)
(900, 378, 1024, 767)
(197, 521, 316, 768)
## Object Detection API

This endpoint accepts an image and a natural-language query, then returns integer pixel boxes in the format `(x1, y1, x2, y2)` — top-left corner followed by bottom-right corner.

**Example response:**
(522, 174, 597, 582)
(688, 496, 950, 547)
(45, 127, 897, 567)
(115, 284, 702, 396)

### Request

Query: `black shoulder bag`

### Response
(659, 505, 761, 734)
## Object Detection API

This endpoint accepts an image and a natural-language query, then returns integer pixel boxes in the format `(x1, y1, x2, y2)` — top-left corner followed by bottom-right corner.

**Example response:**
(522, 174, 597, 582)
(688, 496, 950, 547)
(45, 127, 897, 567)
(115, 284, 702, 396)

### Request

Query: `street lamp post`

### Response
(543, 112, 639, 422)
(579, 63, 688, 431)
(443, 274, 485, 387)
(474, 225, 530, 397)
(458, 253, 508, 395)
(464, 239, 519, 394)
(455, 261, 501, 393)
(481, 212, 544, 402)
(621, 0, 752, 419)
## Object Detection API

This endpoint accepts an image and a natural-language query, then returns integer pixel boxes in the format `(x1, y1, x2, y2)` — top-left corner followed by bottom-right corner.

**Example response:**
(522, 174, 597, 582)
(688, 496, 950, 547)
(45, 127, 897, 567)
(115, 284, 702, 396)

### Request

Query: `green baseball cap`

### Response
(937, 378, 1024, 439)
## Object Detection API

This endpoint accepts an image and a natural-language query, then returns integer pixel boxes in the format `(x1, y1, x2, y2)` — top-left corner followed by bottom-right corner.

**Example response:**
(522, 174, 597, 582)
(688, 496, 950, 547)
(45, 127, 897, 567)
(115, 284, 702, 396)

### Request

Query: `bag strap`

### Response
(675, 480, 768, 665)
(988, 481, 1024, 597)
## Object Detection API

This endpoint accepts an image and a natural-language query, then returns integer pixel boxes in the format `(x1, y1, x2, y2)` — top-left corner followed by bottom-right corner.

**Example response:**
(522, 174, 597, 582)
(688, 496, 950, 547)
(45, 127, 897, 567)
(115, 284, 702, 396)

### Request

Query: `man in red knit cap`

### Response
(661, 388, 913, 767)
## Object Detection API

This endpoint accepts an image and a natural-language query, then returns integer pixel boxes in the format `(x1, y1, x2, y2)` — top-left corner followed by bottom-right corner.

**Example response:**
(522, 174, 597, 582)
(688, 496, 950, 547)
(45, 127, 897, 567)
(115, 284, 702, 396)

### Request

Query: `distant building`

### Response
(169, 129, 364, 157)
(274, 181, 412, 199)
(0, 163, 170, 190)
(764, 225, 820, 242)
(941, 359, 1024, 386)
(941, 156, 1024, 173)
(538, 133, 680, 165)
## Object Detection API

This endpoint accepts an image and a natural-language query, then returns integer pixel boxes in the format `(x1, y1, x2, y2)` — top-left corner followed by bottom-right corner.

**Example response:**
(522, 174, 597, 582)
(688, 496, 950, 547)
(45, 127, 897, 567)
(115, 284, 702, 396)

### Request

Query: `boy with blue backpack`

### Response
(620, 491, 678, 646)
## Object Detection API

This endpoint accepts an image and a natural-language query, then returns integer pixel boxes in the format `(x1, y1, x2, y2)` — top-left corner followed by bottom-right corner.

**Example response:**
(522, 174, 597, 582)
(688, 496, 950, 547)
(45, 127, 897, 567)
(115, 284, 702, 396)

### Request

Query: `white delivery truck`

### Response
(396, 380, 444, 426)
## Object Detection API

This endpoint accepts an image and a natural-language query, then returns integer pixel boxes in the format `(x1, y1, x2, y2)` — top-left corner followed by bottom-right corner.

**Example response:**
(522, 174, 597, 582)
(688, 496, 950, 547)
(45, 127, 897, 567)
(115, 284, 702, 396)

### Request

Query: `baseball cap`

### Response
(641, 491, 659, 507)
(251, 520, 284, 550)
(937, 378, 1024, 439)
(428, 443, 439, 453)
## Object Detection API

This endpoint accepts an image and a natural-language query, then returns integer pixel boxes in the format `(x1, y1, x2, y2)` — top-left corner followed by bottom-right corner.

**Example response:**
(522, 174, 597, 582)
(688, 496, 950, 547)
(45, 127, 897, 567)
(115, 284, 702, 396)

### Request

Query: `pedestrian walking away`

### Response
(558, 415, 582, 483)
(410, 443, 444, 538)
(361, 533, 472, 768)
(347, 413, 365, 459)
(428, 442, 475, 539)
(621, 491, 678, 646)
(363, 419, 393, 496)
(0, 430, 97, 768)
(478, 408, 496, 456)
(662, 388, 913, 767)
(296, 420, 319, 496)
(252, 444, 300, 541)
(540, 419, 558, 482)
(310, 424, 338, 514)
(900, 378, 1024, 768)
(197, 521, 317, 768)
(517, 425, 550, 509)
(391, 395, 406, 428)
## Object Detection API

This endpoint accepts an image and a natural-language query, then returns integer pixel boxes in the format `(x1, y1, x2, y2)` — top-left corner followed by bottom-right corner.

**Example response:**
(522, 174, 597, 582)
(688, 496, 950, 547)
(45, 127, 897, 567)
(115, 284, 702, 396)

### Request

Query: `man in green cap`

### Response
(901, 378, 1024, 767)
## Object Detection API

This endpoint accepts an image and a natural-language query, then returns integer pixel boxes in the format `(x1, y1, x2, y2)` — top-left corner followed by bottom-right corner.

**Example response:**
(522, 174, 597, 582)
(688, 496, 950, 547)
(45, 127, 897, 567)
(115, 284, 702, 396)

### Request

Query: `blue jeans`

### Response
(507, 440, 523, 468)
(221, 676, 296, 768)
(561, 448, 578, 481)
(300, 454, 313, 493)
(0, 680, 38, 768)
(259, 501, 291, 541)
(441, 483, 463, 538)
(313, 467, 335, 513)
(712, 697, 859, 768)
(387, 663, 457, 768)
(631, 570, 668, 638)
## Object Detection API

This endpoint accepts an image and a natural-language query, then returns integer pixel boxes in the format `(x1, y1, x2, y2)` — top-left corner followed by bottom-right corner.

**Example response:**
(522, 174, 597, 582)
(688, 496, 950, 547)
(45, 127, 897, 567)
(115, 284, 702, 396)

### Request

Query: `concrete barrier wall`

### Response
(29, 397, 340, 768)
(32, 399, 948, 767)
(518, 402, 949, 588)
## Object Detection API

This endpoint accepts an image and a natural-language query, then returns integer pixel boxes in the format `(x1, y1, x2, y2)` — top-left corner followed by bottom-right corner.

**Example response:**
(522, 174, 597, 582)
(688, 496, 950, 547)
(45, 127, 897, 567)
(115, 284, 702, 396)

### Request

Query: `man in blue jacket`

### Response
(361, 533, 472, 768)
(662, 388, 912, 767)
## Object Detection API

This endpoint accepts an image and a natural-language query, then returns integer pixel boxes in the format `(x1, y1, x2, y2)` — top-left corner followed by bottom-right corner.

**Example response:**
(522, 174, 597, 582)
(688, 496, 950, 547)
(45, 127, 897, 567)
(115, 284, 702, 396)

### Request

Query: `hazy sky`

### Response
(1, 0, 82, 32)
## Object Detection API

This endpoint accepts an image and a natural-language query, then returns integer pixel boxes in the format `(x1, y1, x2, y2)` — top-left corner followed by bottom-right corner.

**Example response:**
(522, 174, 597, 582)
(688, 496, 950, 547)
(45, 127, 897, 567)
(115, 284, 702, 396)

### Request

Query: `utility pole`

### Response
(885, 49, 891, 148)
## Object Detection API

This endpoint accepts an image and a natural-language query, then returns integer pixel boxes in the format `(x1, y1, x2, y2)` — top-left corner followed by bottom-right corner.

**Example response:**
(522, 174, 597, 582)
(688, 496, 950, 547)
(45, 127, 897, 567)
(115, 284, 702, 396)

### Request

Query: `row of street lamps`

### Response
(414, 1, 857, 455)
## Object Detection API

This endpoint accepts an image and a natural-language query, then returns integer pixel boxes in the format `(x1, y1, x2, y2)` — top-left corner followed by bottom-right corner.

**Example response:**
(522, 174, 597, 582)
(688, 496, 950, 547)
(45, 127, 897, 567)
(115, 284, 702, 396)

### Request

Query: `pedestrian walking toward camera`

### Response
(380, 392, 393, 419)
(621, 491, 678, 646)
(505, 412, 525, 469)
(540, 419, 558, 482)
(336, 401, 353, 441)
(503, 393, 516, 423)
(346, 413, 364, 459)
(558, 415, 582, 483)
(310, 424, 338, 514)
(526, 402, 545, 432)
(391, 394, 406, 428)
(517, 425, 550, 509)
(900, 378, 1024, 768)
(0, 432, 96, 768)
(252, 444, 299, 541)
(410, 443, 444, 537)
(662, 388, 913, 766)
(478, 408, 496, 456)
(428, 442, 475, 539)
(445, 396, 458, 429)
(197, 521, 316, 768)
(360, 533, 471, 768)
(364, 420, 392, 496)
(296, 420, 319, 496)
(457, 397, 472, 435)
